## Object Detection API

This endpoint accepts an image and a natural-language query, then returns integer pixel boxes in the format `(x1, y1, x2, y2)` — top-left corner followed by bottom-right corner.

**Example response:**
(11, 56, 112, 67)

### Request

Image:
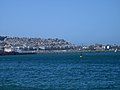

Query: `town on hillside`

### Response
(0, 36, 120, 55)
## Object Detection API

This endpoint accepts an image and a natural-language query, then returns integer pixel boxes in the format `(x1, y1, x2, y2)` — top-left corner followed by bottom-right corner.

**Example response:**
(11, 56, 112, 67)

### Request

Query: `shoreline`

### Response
(0, 50, 119, 56)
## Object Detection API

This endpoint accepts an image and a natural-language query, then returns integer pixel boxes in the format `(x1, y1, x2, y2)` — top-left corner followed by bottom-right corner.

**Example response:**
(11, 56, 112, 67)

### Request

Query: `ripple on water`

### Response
(0, 52, 120, 89)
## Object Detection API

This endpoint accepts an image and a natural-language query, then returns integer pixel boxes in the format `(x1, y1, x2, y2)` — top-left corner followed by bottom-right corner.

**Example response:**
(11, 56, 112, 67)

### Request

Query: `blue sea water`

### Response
(0, 52, 120, 90)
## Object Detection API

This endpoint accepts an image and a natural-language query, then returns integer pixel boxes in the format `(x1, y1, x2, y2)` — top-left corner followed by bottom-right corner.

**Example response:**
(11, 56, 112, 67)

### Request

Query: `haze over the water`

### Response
(0, 0, 120, 45)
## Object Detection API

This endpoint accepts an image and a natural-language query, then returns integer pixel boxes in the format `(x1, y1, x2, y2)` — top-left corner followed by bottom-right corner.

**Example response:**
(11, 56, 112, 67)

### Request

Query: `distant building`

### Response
(89, 45, 95, 50)
(4, 45, 14, 52)
(82, 46, 89, 50)
(102, 45, 106, 50)
(105, 45, 110, 50)
(0, 42, 5, 53)
(0, 46, 4, 53)
(39, 46, 45, 50)
(94, 44, 104, 51)
(14, 46, 22, 52)
(107, 46, 110, 49)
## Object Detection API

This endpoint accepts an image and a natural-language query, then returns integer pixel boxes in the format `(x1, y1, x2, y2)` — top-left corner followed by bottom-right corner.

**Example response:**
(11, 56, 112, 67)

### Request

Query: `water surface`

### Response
(0, 52, 120, 90)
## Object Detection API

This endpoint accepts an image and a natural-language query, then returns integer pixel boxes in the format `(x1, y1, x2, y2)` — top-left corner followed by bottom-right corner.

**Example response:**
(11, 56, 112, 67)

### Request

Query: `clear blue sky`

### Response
(0, 0, 120, 45)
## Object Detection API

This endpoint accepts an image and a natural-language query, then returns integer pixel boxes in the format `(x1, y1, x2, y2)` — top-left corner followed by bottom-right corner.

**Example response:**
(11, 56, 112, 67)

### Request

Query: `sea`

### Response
(0, 52, 120, 90)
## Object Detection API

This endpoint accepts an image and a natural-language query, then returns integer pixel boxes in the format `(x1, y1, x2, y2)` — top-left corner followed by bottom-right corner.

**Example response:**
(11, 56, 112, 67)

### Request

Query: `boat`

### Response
(80, 54, 83, 58)
(80, 55, 82, 58)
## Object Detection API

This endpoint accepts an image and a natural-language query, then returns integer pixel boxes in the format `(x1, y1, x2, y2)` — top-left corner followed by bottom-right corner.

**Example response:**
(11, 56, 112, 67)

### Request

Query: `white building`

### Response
(106, 46, 110, 50)
(4, 45, 14, 52)
(39, 46, 45, 50)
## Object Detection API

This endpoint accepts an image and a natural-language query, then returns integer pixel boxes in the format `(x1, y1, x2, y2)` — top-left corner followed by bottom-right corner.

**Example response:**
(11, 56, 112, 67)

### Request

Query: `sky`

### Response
(0, 0, 120, 45)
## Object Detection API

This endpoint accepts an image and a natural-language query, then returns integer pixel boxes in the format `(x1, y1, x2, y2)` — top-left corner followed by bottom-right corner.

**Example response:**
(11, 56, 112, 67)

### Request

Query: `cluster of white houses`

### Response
(0, 43, 119, 54)
(0, 36, 120, 54)
(0, 36, 74, 53)
(0, 44, 47, 53)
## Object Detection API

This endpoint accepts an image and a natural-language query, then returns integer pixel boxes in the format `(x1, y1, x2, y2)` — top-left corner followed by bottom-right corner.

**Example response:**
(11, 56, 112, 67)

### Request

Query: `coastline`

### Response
(0, 51, 36, 56)
(0, 50, 119, 56)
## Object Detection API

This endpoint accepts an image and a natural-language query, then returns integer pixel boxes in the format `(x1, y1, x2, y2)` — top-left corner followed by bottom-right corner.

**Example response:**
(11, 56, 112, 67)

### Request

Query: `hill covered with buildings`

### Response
(0, 36, 77, 54)
(0, 36, 120, 55)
